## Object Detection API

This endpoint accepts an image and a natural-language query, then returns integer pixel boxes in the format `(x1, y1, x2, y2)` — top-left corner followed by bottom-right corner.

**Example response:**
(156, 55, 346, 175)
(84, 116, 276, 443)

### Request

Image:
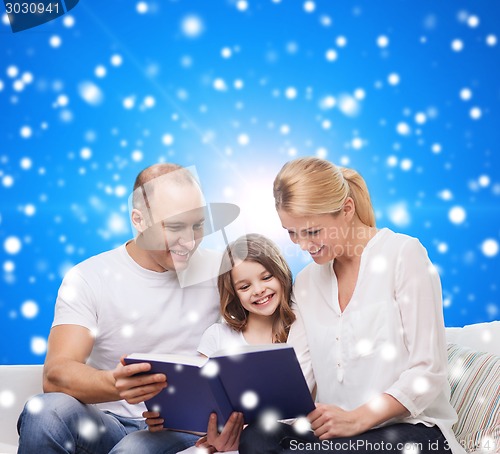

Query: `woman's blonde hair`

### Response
(217, 233, 295, 343)
(273, 157, 375, 227)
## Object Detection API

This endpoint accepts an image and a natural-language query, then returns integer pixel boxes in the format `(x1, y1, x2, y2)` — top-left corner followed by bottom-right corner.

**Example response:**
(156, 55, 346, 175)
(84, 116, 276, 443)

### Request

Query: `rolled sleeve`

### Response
(385, 238, 448, 417)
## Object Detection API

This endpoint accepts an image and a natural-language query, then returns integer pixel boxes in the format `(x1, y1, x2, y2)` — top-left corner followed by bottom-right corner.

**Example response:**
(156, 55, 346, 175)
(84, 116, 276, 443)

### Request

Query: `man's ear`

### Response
(343, 197, 355, 222)
(131, 208, 147, 233)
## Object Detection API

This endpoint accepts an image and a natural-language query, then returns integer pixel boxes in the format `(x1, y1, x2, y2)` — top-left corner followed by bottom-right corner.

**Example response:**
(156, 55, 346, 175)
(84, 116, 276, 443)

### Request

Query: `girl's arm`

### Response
(286, 304, 316, 394)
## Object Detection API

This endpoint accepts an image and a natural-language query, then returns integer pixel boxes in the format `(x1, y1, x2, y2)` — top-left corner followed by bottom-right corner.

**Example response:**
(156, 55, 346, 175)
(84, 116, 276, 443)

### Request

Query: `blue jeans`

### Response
(16, 392, 194, 454)
(239, 422, 451, 453)
(109, 429, 199, 454)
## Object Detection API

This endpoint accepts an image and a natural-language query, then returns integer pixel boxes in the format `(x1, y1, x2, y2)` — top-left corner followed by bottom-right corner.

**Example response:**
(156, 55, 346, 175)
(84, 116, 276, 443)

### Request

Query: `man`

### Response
(18, 163, 241, 453)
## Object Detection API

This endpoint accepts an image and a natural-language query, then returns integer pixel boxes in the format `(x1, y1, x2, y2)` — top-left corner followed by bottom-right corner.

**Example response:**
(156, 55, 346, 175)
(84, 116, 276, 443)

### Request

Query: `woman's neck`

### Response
(243, 313, 275, 344)
(334, 221, 378, 267)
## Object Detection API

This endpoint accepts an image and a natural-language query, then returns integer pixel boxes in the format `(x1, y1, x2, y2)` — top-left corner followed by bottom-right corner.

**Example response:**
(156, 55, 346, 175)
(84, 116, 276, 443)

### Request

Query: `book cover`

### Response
(125, 344, 315, 433)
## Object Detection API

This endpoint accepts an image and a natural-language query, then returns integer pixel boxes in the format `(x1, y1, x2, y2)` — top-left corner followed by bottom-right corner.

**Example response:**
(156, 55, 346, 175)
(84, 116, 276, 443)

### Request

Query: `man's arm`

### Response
(43, 325, 120, 403)
(44, 324, 168, 405)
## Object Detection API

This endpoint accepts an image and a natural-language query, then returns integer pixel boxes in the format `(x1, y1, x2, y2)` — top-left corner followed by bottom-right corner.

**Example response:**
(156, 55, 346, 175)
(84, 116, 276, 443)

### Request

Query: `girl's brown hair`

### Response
(217, 233, 295, 343)
(273, 157, 376, 227)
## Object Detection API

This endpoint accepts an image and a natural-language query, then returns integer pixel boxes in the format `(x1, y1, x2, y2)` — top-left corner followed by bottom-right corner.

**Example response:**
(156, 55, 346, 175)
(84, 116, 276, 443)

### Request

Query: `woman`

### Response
(239, 157, 465, 454)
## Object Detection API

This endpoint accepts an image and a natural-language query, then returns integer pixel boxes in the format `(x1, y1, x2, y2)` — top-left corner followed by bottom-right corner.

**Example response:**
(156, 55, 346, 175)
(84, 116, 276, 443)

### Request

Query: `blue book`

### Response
(125, 344, 315, 433)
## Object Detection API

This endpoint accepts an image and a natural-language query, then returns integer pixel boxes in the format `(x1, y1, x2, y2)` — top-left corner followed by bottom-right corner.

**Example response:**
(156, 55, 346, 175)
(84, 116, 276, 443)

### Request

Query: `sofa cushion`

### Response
(447, 343, 499, 453)
(446, 321, 500, 356)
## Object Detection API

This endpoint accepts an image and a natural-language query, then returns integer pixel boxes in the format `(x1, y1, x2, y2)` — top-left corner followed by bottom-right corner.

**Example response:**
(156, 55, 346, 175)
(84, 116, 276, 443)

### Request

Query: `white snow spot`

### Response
(240, 390, 259, 409)
(481, 239, 498, 257)
(31, 337, 47, 355)
(448, 206, 466, 224)
(21, 300, 39, 319)
(78, 82, 103, 106)
(181, 15, 204, 37)
(4, 236, 22, 254)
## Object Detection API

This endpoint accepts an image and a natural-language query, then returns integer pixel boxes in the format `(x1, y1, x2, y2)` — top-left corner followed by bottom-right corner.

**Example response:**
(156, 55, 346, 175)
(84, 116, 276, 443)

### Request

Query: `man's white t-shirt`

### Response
(53, 242, 221, 418)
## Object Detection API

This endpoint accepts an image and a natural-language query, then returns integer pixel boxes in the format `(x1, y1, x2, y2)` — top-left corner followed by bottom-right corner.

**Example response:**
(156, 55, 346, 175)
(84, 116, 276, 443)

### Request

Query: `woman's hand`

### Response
(308, 403, 363, 440)
(143, 410, 165, 433)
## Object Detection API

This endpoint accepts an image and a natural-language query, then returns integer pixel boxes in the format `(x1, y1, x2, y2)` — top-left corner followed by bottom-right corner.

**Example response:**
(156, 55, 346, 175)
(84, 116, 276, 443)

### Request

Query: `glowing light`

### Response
(111, 54, 123, 66)
(95, 65, 106, 78)
(213, 78, 228, 91)
(325, 49, 337, 61)
(20, 126, 32, 138)
(236, 1, 248, 11)
(237, 133, 250, 146)
(26, 396, 43, 414)
(80, 147, 92, 160)
(258, 410, 281, 432)
(285, 87, 297, 99)
(448, 206, 466, 224)
(78, 82, 103, 106)
(49, 35, 61, 48)
(293, 417, 311, 434)
(21, 300, 39, 319)
(31, 337, 47, 355)
(78, 418, 99, 441)
(388, 73, 400, 85)
(460, 88, 472, 100)
(481, 239, 498, 257)
(336, 36, 347, 47)
(388, 203, 410, 227)
(240, 390, 259, 409)
(451, 39, 463, 52)
(136, 2, 148, 14)
(4, 236, 22, 254)
(377, 35, 389, 48)
(370, 255, 387, 273)
(162, 134, 174, 146)
(201, 361, 219, 378)
(396, 122, 410, 135)
(20, 158, 34, 170)
(467, 15, 479, 28)
(470, 107, 482, 119)
(338, 94, 359, 116)
(303, 1, 315, 13)
(0, 390, 15, 408)
(486, 34, 497, 46)
(131, 150, 143, 162)
(356, 339, 373, 356)
(181, 15, 204, 37)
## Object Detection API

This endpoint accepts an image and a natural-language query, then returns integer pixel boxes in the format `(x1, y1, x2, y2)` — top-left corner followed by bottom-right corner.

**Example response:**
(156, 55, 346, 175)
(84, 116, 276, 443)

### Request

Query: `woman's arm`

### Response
(309, 394, 408, 439)
(384, 237, 449, 417)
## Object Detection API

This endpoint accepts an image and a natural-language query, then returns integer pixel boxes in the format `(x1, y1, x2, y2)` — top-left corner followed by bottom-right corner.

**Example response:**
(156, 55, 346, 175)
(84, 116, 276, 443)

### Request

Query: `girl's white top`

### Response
(288, 228, 466, 454)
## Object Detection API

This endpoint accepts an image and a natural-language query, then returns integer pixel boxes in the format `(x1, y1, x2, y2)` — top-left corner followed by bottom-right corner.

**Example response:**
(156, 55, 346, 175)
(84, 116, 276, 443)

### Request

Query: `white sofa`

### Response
(1, 322, 498, 454)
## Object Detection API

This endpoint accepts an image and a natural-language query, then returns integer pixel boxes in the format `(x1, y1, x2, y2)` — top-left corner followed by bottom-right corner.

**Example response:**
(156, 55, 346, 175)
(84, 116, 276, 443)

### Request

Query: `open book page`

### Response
(126, 352, 206, 367)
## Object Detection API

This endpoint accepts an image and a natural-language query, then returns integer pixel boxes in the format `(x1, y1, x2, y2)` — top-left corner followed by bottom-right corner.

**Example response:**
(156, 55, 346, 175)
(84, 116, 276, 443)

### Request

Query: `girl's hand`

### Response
(308, 403, 363, 440)
(195, 412, 244, 452)
(143, 410, 165, 432)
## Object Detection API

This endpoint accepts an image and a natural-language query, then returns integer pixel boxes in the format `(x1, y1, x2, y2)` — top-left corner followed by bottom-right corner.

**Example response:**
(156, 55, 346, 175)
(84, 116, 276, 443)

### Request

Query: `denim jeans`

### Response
(239, 422, 451, 454)
(109, 429, 199, 454)
(16, 392, 195, 454)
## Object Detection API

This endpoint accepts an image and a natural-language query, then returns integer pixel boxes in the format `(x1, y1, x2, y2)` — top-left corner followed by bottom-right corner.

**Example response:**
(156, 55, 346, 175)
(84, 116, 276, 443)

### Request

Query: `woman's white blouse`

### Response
(288, 228, 466, 454)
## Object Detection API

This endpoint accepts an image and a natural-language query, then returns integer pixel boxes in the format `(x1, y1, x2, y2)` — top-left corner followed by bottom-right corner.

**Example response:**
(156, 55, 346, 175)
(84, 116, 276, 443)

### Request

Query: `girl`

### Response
(145, 233, 297, 452)
(240, 157, 465, 454)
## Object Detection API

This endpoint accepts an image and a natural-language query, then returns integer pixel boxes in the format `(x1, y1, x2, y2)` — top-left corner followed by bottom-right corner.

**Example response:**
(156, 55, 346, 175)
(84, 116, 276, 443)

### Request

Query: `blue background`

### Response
(1, 0, 499, 364)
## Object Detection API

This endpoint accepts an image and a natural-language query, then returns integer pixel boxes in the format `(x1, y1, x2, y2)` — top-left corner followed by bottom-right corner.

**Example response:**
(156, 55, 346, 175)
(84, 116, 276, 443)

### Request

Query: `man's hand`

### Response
(112, 357, 167, 404)
(143, 410, 165, 433)
(195, 412, 244, 452)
